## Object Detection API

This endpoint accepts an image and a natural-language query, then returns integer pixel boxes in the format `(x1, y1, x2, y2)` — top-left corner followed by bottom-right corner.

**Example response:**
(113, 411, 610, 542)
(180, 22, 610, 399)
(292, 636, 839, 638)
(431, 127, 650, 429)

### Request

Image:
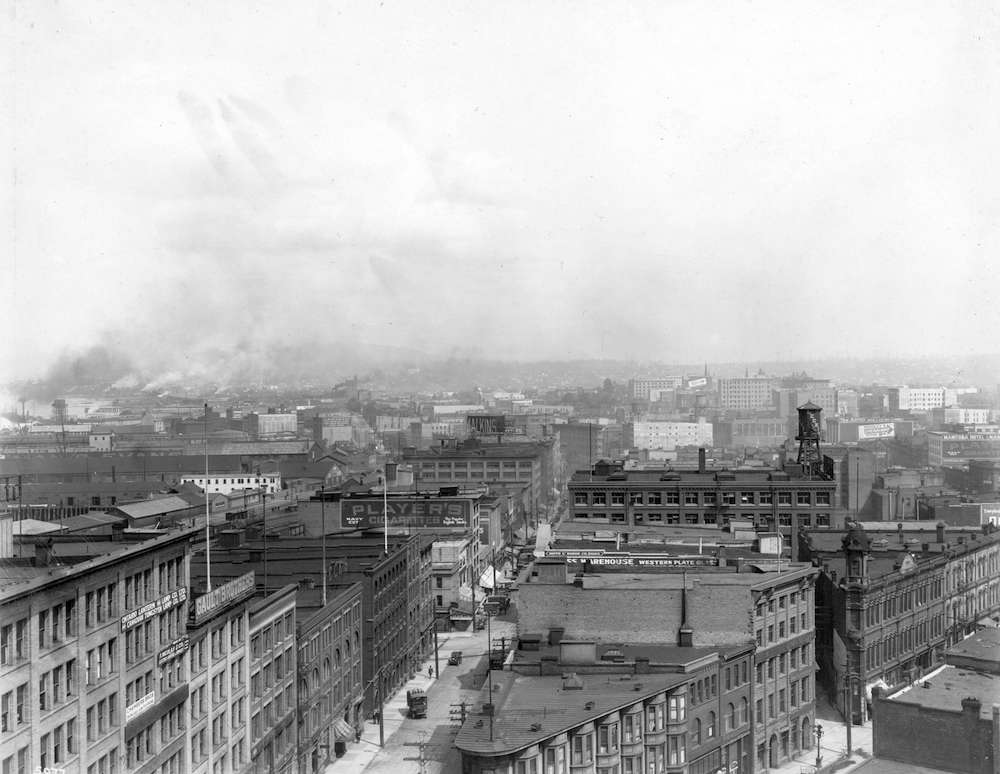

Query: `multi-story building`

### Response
(567, 459, 836, 546)
(714, 419, 789, 450)
(888, 387, 956, 414)
(293, 583, 364, 774)
(927, 429, 1000, 468)
(800, 521, 1000, 724)
(625, 420, 714, 451)
(718, 377, 778, 411)
(245, 412, 298, 439)
(0, 526, 197, 774)
(402, 438, 560, 519)
(190, 532, 431, 719)
(629, 376, 684, 400)
(516, 555, 819, 771)
(186, 572, 297, 774)
(178, 472, 281, 496)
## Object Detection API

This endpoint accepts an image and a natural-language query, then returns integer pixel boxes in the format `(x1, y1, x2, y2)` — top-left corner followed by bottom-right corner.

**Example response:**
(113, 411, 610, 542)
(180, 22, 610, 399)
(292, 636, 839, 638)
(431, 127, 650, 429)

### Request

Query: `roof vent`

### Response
(584, 701, 595, 710)
(530, 723, 542, 732)
(563, 673, 585, 691)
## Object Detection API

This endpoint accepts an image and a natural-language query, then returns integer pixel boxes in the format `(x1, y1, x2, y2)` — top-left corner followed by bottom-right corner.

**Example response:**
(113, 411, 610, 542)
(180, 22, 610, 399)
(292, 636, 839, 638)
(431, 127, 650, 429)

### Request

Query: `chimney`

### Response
(548, 628, 565, 646)
(634, 657, 650, 674)
(698, 448, 706, 474)
(791, 514, 800, 563)
(936, 522, 946, 544)
(34, 541, 55, 567)
(678, 572, 694, 647)
(922, 543, 930, 553)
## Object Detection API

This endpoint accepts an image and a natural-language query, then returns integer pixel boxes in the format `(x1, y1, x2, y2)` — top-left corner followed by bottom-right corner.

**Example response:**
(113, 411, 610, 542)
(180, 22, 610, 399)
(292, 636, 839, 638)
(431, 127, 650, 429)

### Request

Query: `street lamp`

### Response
(814, 723, 824, 768)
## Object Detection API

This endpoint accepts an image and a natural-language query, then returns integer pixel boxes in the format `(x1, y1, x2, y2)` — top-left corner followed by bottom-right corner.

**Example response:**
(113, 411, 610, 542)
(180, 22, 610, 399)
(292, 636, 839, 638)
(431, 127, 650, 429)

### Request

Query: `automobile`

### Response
(406, 688, 427, 718)
(447, 651, 463, 665)
(484, 595, 511, 615)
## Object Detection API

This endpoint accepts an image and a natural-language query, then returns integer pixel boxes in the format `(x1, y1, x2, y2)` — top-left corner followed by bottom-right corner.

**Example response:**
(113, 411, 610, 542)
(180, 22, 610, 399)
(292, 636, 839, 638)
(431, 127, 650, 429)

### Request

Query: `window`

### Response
(667, 735, 686, 766)
(623, 712, 643, 744)
(668, 694, 685, 722)
(726, 703, 736, 731)
(706, 711, 715, 738)
(39, 611, 48, 650)
(778, 491, 792, 506)
(796, 492, 811, 506)
(598, 722, 619, 753)
(571, 733, 593, 766)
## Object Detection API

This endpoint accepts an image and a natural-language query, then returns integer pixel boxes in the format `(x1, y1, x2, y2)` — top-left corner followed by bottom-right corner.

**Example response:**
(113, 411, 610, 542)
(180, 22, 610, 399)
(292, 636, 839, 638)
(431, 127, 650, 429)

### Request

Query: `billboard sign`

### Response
(544, 549, 717, 567)
(121, 587, 188, 632)
(158, 636, 190, 666)
(342, 499, 472, 530)
(857, 423, 895, 441)
(192, 572, 255, 625)
(686, 377, 708, 389)
(467, 415, 506, 434)
(981, 504, 1000, 527)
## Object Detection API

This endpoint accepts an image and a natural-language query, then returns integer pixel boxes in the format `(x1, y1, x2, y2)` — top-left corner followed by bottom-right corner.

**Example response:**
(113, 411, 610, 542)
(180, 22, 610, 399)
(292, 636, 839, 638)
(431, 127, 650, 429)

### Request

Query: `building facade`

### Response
(801, 522, 1000, 724)
(718, 377, 778, 411)
(0, 529, 196, 774)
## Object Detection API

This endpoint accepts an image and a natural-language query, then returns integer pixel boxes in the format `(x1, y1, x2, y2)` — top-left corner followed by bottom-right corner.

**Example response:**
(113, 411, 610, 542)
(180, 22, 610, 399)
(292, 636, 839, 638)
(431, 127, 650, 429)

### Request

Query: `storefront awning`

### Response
(333, 718, 354, 741)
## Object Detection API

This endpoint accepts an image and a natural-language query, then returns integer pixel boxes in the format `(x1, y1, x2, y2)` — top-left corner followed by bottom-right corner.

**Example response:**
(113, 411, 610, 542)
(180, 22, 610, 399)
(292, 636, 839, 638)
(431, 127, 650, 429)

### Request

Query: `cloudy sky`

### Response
(3, 0, 999, 383)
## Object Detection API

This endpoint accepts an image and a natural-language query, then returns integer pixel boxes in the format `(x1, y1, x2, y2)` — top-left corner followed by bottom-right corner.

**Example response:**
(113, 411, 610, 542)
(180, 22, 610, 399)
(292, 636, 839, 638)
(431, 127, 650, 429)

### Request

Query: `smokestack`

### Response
(698, 448, 706, 474)
(936, 522, 946, 544)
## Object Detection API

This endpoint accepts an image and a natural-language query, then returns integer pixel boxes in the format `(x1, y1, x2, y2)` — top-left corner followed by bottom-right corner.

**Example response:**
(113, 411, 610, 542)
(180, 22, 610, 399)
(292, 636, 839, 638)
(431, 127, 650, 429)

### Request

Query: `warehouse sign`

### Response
(121, 587, 188, 632)
(192, 572, 256, 625)
(545, 549, 717, 567)
(343, 499, 471, 529)
(857, 423, 895, 440)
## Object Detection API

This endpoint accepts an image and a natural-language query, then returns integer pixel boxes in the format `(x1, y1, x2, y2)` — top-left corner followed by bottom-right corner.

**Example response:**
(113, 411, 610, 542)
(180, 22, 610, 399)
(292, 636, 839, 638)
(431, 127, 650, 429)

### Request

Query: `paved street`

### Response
(769, 687, 874, 774)
(326, 616, 518, 774)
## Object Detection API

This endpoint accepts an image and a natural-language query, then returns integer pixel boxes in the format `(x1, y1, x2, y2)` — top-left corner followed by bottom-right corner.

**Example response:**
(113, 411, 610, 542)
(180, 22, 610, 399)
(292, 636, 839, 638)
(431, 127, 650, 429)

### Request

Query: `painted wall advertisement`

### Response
(342, 499, 472, 529)
(544, 549, 717, 567)
(857, 423, 895, 441)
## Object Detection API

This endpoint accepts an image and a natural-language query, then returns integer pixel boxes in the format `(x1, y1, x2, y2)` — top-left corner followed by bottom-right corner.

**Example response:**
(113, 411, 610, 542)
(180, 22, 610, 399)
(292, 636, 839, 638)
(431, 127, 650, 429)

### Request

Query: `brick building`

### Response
(567, 459, 836, 548)
(800, 522, 1000, 724)
(516, 556, 819, 770)
(870, 672, 998, 773)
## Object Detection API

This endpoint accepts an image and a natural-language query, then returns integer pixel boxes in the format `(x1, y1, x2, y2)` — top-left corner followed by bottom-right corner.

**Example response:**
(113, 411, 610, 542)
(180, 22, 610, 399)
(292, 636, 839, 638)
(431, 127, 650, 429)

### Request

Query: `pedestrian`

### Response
(428, 665, 434, 678)
(355, 728, 362, 744)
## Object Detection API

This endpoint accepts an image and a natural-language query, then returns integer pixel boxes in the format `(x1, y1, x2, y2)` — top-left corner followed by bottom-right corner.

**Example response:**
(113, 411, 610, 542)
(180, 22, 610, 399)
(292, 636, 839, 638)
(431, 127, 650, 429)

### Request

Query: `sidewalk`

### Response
(767, 689, 873, 774)
(323, 631, 477, 774)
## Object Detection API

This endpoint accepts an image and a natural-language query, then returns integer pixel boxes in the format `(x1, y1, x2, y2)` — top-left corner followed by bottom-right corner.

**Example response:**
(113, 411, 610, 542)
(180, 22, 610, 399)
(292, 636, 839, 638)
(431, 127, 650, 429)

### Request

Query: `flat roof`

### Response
(946, 628, 1000, 666)
(887, 665, 1000, 720)
(455, 671, 686, 757)
(544, 564, 813, 591)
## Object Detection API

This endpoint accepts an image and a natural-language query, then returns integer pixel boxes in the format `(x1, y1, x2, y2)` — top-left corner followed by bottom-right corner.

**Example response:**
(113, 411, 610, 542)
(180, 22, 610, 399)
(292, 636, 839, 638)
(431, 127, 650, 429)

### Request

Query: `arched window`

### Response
(801, 717, 812, 749)
(335, 647, 342, 666)
(311, 668, 320, 690)
(345, 638, 351, 656)
(727, 703, 736, 731)
(740, 697, 749, 725)
(299, 678, 308, 699)
(707, 711, 716, 738)
(354, 630, 360, 650)
(323, 658, 331, 681)
(693, 718, 702, 745)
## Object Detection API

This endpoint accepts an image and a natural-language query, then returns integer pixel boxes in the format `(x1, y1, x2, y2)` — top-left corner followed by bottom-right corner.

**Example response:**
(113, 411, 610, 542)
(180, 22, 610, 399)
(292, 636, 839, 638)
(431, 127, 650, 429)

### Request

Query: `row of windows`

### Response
(37, 657, 77, 713)
(575, 512, 832, 527)
(36, 598, 79, 650)
(755, 677, 811, 723)
(574, 490, 832, 507)
(756, 647, 811, 683)
(38, 718, 77, 770)
(86, 692, 119, 741)
(0, 683, 27, 732)
(250, 611, 297, 660)
(86, 746, 119, 774)
(251, 687, 295, 740)
(865, 617, 945, 670)
(86, 638, 118, 685)
(865, 580, 944, 625)
(756, 614, 809, 645)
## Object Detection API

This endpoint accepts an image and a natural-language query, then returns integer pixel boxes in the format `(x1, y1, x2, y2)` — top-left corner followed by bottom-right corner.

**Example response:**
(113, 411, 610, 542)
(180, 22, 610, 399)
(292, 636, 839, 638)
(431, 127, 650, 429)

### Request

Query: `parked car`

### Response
(448, 651, 463, 665)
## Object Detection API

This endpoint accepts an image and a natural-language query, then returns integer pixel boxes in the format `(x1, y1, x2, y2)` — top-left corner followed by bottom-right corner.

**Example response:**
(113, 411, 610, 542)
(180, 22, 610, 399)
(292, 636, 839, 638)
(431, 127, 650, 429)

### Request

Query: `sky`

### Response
(3, 0, 999, 385)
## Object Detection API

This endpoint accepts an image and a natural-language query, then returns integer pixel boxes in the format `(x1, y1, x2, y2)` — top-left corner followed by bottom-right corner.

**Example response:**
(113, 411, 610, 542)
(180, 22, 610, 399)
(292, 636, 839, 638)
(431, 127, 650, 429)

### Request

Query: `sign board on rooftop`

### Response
(544, 549, 717, 567)
(343, 499, 472, 529)
(192, 572, 255, 626)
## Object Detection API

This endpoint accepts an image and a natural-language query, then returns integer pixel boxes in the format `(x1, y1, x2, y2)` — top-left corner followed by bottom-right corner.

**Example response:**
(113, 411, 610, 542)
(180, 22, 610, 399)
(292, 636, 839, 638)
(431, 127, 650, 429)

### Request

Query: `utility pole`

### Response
(321, 487, 327, 606)
(844, 673, 853, 756)
(262, 488, 268, 594)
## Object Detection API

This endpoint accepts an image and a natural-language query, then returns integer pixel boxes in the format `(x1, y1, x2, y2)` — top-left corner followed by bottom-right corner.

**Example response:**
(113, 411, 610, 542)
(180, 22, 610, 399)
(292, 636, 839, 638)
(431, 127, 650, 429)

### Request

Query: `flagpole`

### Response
(383, 470, 389, 555)
(204, 403, 212, 592)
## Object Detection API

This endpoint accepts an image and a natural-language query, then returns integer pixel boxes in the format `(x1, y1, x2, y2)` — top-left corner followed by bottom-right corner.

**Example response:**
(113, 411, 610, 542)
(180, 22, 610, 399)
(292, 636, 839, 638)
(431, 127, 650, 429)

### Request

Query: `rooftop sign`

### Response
(192, 572, 255, 626)
(544, 549, 718, 567)
(343, 499, 471, 530)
